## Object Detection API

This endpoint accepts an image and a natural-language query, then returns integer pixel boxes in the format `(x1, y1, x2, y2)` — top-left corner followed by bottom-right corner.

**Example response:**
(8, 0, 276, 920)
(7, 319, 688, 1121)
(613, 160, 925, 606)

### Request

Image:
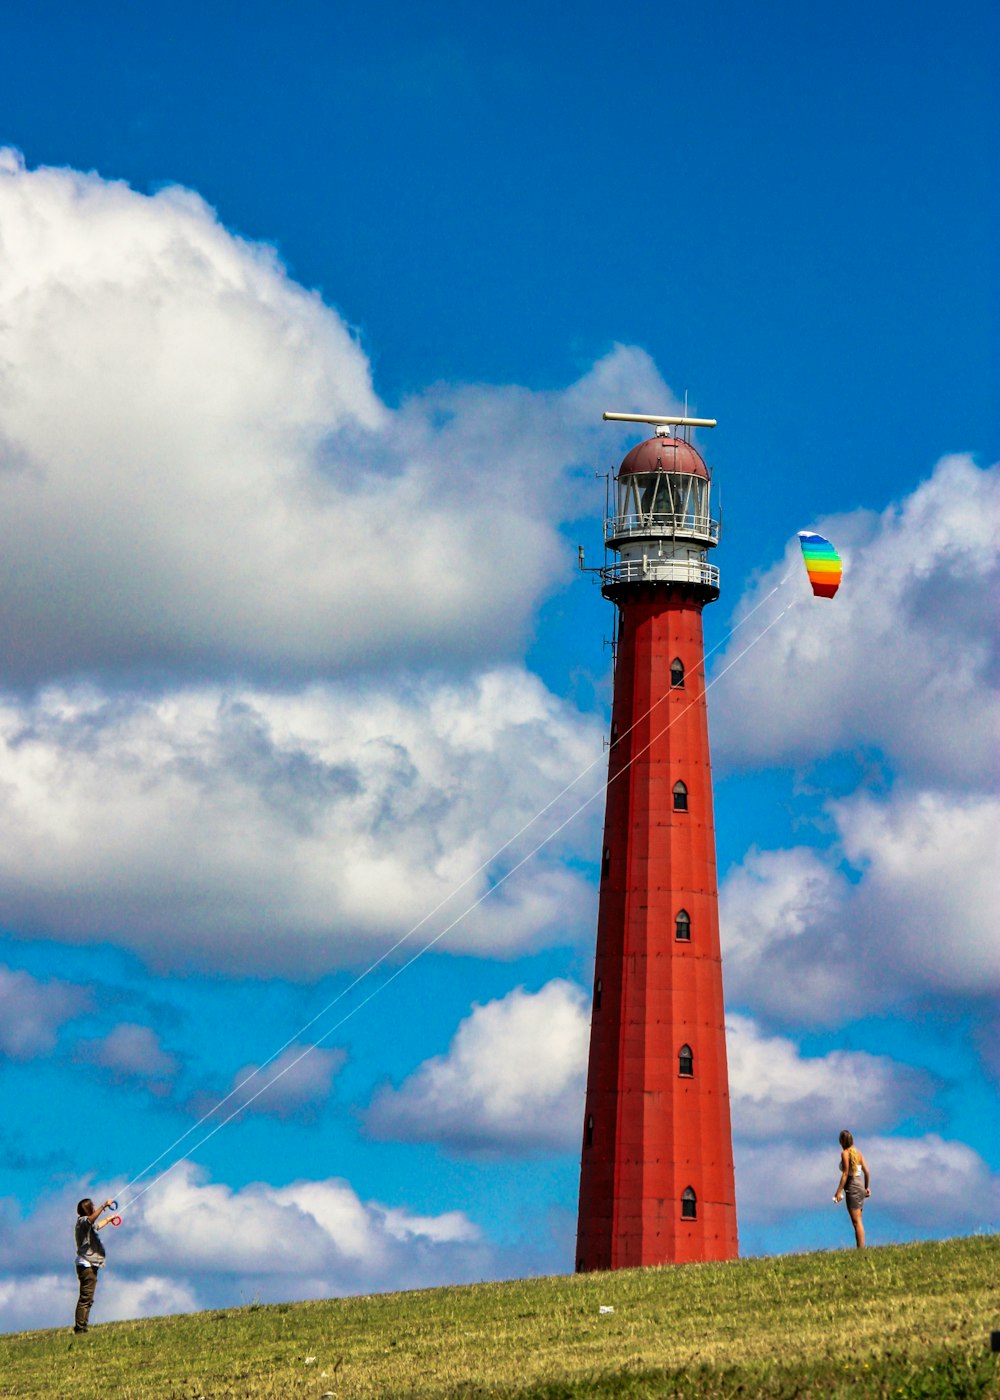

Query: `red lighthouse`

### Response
(576, 411, 738, 1271)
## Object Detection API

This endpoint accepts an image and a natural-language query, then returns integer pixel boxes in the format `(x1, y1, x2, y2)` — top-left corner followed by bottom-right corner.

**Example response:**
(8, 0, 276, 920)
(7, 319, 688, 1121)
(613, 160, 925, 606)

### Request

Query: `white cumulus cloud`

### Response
(736, 1133, 1000, 1232)
(0, 150, 674, 684)
(721, 790, 1000, 1022)
(365, 980, 591, 1154)
(721, 847, 854, 1022)
(712, 453, 999, 790)
(0, 668, 602, 972)
(219, 1043, 346, 1122)
(363, 986, 933, 1160)
(726, 1013, 931, 1140)
(865, 1134, 1000, 1231)
(840, 790, 1000, 995)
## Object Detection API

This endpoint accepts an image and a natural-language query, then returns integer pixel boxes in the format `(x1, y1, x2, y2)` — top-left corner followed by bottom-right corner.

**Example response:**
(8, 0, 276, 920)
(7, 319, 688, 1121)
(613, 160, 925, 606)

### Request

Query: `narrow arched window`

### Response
(601, 847, 610, 880)
(673, 781, 688, 812)
(675, 909, 691, 941)
(585, 1115, 594, 1148)
(670, 658, 685, 688)
(681, 1187, 697, 1219)
(594, 977, 603, 1011)
(678, 1044, 694, 1077)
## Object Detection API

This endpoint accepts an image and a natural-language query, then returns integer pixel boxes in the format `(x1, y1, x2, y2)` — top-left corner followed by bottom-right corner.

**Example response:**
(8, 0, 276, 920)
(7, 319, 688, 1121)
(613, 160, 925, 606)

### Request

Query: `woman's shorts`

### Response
(845, 1177, 865, 1211)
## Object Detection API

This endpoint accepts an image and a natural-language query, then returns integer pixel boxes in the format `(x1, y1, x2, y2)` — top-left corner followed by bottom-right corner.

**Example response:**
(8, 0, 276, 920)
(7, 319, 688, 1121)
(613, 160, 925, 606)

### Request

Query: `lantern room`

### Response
(602, 426, 720, 597)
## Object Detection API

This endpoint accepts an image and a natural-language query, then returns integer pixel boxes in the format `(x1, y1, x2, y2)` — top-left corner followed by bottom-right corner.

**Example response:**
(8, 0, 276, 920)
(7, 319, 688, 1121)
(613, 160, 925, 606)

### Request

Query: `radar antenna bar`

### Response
(603, 412, 717, 428)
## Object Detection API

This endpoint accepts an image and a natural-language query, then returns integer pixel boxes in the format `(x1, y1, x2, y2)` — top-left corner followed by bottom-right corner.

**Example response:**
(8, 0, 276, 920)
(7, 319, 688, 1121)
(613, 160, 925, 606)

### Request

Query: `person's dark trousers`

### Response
(75, 1265, 98, 1331)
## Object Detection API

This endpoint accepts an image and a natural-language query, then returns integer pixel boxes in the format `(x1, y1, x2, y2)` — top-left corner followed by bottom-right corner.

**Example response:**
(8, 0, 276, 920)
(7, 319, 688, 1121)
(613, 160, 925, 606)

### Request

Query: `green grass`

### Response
(2, 1237, 998, 1398)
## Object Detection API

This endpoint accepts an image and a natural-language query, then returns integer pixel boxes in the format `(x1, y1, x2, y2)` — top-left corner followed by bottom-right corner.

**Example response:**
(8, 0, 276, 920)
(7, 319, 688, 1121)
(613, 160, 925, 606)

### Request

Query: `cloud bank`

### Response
(0, 668, 601, 972)
(366, 980, 590, 1154)
(721, 791, 1000, 1023)
(712, 453, 999, 789)
(737, 1134, 1000, 1232)
(714, 451, 1000, 1025)
(725, 1014, 932, 1140)
(223, 1043, 346, 1121)
(0, 1162, 492, 1328)
(0, 149, 673, 685)
(365, 980, 932, 1166)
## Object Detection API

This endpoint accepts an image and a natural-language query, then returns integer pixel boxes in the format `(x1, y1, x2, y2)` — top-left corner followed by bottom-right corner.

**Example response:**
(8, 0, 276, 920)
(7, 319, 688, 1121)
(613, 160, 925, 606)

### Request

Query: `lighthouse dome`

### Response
(618, 436, 709, 479)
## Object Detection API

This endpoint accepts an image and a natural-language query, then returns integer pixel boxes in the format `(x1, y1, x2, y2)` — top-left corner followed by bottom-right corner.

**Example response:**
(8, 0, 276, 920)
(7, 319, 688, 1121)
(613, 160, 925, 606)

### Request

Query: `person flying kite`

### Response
(73, 1196, 120, 1333)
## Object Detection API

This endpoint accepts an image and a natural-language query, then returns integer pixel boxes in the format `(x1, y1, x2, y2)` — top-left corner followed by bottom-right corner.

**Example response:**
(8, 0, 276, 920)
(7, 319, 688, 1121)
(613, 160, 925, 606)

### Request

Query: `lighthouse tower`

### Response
(576, 411, 738, 1271)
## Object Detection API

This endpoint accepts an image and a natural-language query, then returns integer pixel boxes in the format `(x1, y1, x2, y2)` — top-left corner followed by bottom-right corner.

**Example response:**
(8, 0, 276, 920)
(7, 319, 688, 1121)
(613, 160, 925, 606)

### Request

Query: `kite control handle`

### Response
(108, 1200, 118, 1211)
(110, 1216, 122, 1227)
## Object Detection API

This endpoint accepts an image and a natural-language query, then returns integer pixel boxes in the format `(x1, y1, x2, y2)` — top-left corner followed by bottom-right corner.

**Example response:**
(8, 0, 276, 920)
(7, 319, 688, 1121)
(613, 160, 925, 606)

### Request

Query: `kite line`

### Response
(118, 573, 791, 1204)
(118, 580, 796, 1214)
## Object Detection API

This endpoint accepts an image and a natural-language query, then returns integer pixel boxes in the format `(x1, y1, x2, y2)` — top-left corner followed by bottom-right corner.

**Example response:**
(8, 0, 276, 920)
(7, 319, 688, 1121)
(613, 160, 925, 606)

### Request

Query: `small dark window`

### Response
(673, 781, 688, 812)
(585, 1115, 594, 1148)
(670, 658, 685, 688)
(594, 977, 603, 1011)
(678, 1044, 694, 1077)
(681, 1187, 697, 1219)
(675, 910, 691, 941)
(610, 722, 619, 748)
(601, 847, 610, 880)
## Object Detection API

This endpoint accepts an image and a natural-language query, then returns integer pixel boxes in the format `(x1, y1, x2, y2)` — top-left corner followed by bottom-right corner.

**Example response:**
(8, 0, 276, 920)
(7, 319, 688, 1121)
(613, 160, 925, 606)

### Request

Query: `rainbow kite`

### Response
(797, 531, 842, 598)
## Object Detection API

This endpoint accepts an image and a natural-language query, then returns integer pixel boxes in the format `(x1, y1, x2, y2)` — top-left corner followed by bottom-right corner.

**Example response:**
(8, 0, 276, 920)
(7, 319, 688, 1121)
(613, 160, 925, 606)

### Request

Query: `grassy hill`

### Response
(2, 1236, 998, 1398)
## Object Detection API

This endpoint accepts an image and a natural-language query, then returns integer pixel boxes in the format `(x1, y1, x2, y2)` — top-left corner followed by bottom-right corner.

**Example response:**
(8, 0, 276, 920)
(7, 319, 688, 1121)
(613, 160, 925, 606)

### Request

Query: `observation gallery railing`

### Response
(605, 512, 720, 544)
(601, 558, 720, 588)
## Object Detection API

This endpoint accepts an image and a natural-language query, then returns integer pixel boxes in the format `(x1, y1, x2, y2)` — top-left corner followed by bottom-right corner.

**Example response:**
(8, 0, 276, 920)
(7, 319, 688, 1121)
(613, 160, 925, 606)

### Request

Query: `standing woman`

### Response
(833, 1130, 870, 1248)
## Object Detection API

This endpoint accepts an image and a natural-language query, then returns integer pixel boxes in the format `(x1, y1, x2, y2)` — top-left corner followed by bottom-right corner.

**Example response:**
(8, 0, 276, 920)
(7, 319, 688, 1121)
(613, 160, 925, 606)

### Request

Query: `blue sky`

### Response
(0, 0, 997, 1329)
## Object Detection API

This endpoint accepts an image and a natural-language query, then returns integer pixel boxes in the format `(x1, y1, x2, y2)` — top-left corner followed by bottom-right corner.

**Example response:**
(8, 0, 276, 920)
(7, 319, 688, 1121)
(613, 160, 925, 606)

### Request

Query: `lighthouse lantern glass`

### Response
(617, 472, 710, 530)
